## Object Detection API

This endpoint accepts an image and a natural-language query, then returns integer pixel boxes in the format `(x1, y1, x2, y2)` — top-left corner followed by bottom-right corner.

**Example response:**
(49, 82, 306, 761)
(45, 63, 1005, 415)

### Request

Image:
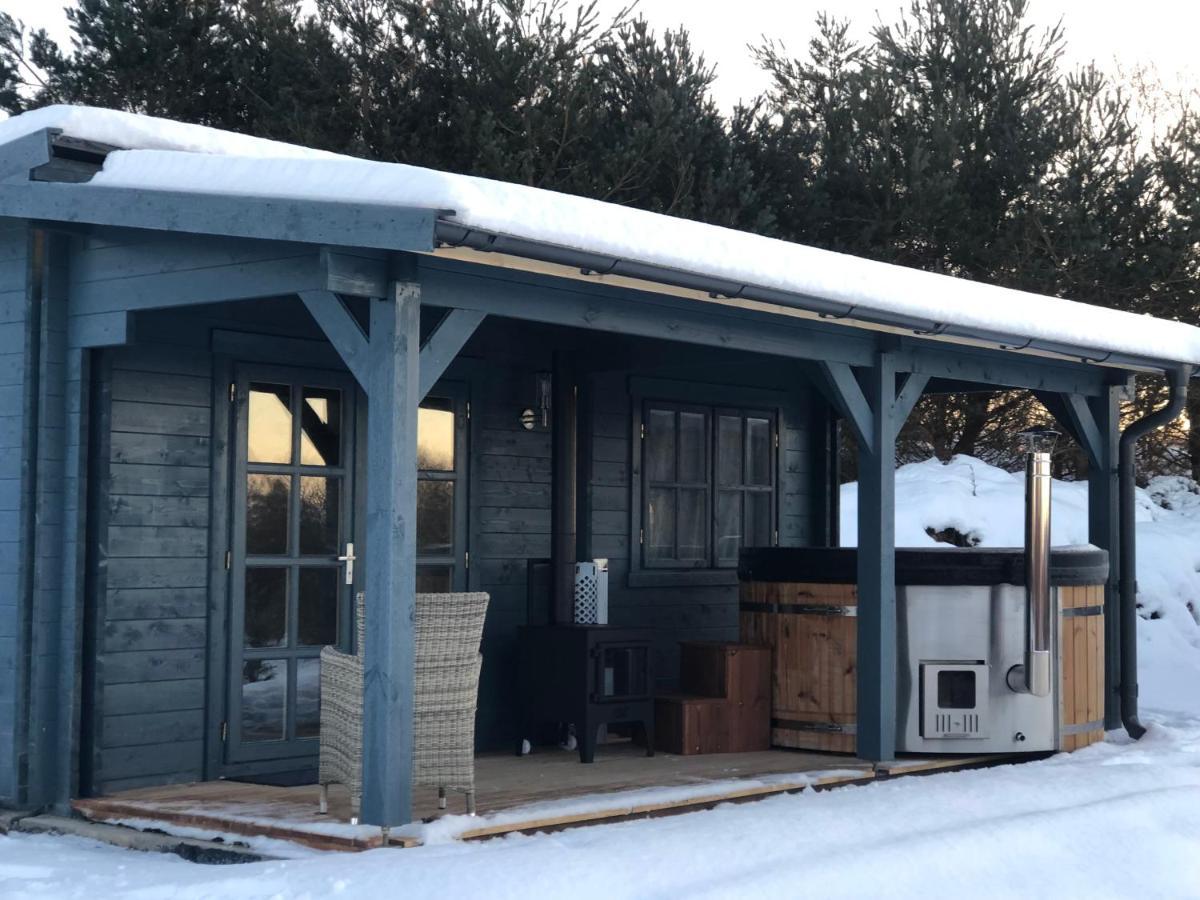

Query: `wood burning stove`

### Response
(517, 624, 655, 763)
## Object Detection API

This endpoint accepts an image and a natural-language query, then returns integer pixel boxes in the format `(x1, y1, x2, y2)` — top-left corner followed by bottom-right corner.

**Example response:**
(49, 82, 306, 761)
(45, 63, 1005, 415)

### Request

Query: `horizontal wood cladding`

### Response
(88, 343, 214, 793)
(467, 358, 553, 749)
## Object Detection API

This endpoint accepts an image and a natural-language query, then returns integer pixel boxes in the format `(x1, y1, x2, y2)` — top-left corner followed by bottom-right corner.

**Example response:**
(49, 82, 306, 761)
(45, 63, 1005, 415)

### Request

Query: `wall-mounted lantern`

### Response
(522, 371, 553, 431)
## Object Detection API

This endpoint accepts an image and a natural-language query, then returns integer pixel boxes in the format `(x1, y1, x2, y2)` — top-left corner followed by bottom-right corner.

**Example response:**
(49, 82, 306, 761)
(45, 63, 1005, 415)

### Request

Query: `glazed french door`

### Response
(224, 365, 356, 764)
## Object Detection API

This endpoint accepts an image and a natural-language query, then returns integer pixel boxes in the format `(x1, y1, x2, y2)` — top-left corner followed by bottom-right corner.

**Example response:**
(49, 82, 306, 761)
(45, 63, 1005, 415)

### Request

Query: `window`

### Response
(416, 392, 467, 592)
(639, 399, 777, 571)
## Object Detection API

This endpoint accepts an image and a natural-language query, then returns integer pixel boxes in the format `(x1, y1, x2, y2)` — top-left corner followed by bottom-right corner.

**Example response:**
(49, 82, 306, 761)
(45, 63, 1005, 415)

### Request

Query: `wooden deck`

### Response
(72, 743, 1007, 853)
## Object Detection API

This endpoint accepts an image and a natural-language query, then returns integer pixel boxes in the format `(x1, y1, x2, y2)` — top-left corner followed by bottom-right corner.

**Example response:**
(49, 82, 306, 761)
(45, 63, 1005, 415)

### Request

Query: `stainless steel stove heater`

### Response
(898, 430, 1062, 753)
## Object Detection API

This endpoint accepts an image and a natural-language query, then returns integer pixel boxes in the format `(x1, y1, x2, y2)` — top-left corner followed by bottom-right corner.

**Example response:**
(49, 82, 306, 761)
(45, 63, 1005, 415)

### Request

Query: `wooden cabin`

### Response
(0, 107, 1195, 841)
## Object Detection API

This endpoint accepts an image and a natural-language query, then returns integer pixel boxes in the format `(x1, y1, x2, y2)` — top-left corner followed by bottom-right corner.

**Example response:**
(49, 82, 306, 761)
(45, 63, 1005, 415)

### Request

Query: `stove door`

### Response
(593, 641, 651, 702)
(920, 662, 990, 739)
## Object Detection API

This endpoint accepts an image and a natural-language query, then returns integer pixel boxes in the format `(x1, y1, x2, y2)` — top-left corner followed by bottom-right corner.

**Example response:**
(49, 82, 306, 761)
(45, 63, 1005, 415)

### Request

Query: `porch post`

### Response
(1088, 385, 1122, 728)
(856, 352, 898, 762)
(360, 282, 420, 827)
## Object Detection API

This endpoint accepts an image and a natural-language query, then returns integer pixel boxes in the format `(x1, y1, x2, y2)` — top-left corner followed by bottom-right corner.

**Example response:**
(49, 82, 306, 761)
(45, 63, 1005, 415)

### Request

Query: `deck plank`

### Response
(72, 744, 1020, 852)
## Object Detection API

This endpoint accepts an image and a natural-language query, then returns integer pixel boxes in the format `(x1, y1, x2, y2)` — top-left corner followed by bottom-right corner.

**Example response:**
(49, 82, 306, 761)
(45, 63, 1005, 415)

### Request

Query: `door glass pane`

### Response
(296, 658, 321, 738)
(746, 491, 772, 548)
(417, 565, 453, 593)
(248, 384, 292, 463)
(417, 480, 454, 555)
(300, 387, 342, 466)
(299, 476, 341, 555)
(678, 412, 706, 484)
(418, 400, 455, 471)
(645, 486, 675, 562)
(244, 567, 287, 648)
(678, 488, 707, 561)
(747, 417, 772, 486)
(246, 474, 289, 555)
(716, 491, 742, 565)
(298, 567, 339, 646)
(241, 659, 286, 742)
(718, 415, 743, 486)
(645, 408, 676, 482)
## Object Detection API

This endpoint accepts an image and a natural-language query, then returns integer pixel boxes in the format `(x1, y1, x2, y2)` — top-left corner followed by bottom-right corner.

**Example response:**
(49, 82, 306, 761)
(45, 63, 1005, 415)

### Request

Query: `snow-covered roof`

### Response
(2, 104, 1199, 368)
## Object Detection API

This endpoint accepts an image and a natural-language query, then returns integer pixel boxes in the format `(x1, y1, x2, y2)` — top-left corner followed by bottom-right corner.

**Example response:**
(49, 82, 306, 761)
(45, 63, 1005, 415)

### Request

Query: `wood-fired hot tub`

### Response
(738, 546, 1110, 754)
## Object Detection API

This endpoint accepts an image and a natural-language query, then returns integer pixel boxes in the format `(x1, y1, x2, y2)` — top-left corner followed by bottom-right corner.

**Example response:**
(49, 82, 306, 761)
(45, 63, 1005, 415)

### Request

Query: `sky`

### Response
(2, 0, 1198, 113)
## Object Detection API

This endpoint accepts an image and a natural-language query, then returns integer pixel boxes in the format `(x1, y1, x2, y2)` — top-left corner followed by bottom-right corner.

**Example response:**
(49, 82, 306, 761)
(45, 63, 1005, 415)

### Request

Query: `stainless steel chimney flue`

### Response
(1007, 429, 1058, 697)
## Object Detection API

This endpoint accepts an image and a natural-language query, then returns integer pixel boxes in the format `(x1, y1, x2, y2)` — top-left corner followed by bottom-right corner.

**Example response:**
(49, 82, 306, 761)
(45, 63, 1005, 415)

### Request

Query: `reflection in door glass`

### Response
(417, 481, 454, 555)
(299, 476, 340, 555)
(296, 658, 321, 738)
(246, 474, 289, 555)
(418, 400, 455, 471)
(300, 388, 342, 466)
(298, 567, 338, 646)
(241, 659, 286, 741)
(244, 567, 287, 648)
(248, 384, 292, 463)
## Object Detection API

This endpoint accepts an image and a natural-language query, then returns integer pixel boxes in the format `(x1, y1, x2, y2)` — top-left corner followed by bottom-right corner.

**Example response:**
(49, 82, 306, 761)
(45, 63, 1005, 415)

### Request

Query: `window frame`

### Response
(629, 378, 782, 588)
(416, 382, 470, 593)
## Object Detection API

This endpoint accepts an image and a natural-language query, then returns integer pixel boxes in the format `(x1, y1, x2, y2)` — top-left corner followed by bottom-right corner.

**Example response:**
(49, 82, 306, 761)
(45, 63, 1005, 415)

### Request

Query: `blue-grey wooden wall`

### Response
(80, 284, 338, 794)
(455, 323, 831, 749)
(0, 218, 31, 806)
(85, 344, 214, 794)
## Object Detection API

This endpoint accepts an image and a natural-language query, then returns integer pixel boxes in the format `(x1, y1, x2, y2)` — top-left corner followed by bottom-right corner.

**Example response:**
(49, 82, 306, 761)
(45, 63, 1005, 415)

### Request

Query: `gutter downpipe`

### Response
(1118, 364, 1193, 739)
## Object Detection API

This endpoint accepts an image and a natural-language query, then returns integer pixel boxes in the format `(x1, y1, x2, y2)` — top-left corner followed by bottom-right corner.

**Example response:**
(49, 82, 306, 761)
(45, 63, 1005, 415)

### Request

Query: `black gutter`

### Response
(436, 221, 1197, 375)
(1118, 364, 1193, 738)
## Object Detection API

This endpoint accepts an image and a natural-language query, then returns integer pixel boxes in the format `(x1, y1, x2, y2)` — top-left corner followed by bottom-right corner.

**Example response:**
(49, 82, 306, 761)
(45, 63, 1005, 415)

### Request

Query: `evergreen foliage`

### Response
(1, 0, 1197, 478)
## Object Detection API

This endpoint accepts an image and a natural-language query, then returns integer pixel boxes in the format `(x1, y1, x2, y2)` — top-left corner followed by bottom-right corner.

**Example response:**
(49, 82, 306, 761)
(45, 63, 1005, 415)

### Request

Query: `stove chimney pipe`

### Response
(1008, 429, 1058, 697)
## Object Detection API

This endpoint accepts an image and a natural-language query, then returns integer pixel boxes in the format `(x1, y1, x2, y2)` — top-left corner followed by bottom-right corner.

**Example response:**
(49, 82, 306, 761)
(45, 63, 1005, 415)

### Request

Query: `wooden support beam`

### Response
(419, 308, 486, 399)
(0, 180, 440, 252)
(1087, 386, 1122, 729)
(359, 283, 420, 828)
(856, 352, 899, 763)
(893, 372, 930, 423)
(894, 342, 1112, 397)
(816, 361, 874, 447)
(417, 260, 879, 368)
(71, 251, 326, 315)
(0, 129, 53, 182)
(322, 248, 389, 298)
(298, 290, 370, 390)
(67, 312, 130, 349)
(1061, 393, 1105, 469)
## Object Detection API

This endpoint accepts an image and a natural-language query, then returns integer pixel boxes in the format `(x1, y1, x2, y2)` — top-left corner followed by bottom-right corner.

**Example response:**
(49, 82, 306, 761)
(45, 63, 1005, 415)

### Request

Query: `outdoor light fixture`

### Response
(520, 372, 554, 430)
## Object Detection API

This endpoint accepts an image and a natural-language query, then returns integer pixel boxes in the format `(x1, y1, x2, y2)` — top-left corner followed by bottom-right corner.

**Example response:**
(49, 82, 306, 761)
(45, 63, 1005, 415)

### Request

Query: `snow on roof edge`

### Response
(3, 104, 1200, 368)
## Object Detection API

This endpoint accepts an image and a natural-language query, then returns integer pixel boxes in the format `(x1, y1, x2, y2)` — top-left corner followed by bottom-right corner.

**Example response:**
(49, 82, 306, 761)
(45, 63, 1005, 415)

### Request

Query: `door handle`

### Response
(337, 542, 356, 585)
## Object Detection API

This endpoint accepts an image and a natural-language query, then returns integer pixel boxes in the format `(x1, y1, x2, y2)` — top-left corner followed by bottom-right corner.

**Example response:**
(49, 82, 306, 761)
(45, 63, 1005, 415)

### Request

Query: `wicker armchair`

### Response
(318, 590, 490, 819)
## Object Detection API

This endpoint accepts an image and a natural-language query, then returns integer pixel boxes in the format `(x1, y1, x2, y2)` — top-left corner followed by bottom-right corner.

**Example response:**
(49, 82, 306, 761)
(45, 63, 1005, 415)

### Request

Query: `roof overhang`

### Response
(1, 125, 1192, 377)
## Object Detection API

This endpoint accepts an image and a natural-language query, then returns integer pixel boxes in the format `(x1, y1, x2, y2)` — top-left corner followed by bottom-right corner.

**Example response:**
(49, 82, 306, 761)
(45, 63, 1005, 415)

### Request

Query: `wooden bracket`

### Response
(298, 290, 370, 389)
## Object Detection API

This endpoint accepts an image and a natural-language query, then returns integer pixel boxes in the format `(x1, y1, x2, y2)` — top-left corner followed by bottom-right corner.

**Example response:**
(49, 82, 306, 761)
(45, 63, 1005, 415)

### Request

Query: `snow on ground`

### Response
(2, 713, 1200, 899)
(3, 105, 1200, 365)
(1, 453, 1198, 898)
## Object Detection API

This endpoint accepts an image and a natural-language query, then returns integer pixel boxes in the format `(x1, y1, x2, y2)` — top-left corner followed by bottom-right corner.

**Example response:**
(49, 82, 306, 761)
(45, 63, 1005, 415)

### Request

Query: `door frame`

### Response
(205, 336, 364, 780)
(224, 362, 358, 766)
